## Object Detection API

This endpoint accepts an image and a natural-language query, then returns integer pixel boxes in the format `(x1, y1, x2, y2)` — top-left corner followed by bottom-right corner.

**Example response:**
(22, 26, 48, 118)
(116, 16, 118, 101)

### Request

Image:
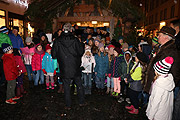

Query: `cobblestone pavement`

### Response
(0, 76, 148, 120)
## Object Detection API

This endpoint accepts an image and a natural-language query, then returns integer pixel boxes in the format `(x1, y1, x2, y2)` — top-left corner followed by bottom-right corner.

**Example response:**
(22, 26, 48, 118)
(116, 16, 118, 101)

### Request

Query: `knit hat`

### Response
(1, 43, 13, 53)
(45, 44, 52, 51)
(157, 26, 176, 38)
(13, 26, 19, 31)
(118, 36, 123, 40)
(153, 56, 174, 75)
(94, 39, 100, 43)
(136, 52, 148, 63)
(122, 43, 129, 49)
(152, 36, 159, 44)
(0, 26, 9, 33)
(107, 45, 115, 50)
(114, 47, 122, 55)
(25, 37, 33, 43)
(98, 43, 104, 49)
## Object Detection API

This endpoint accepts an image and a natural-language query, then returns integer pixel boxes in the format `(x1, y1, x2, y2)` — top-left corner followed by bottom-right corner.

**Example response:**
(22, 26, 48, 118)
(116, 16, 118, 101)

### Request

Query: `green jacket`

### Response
(0, 33, 12, 47)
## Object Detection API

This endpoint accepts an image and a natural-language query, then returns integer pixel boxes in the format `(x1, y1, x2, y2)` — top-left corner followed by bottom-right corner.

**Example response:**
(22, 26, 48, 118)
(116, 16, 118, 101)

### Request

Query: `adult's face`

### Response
(86, 28, 91, 34)
(157, 33, 167, 45)
(41, 36, 45, 41)
(119, 39, 123, 44)
(13, 29, 18, 36)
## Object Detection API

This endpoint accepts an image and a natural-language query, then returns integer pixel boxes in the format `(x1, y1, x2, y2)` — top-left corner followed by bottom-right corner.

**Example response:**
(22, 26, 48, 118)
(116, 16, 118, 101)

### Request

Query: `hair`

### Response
(98, 48, 107, 57)
(153, 72, 160, 82)
(170, 19, 180, 27)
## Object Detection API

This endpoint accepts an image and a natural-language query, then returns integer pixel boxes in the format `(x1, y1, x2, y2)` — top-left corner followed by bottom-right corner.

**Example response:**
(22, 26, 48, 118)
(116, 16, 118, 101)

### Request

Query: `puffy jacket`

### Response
(21, 47, 35, 65)
(31, 50, 45, 71)
(81, 55, 96, 73)
(94, 52, 109, 78)
(0, 33, 12, 47)
(42, 52, 57, 73)
(2, 54, 19, 81)
(8, 32, 24, 50)
(14, 56, 26, 73)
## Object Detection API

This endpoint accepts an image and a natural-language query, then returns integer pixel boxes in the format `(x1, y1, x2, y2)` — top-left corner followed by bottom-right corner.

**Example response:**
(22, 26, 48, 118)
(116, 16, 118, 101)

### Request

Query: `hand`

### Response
(54, 70, 56, 75)
(95, 72, 97, 75)
(18, 72, 21, 76)
(124, 78, 128, 83)
(42, 69, 47, 75)
(33, 71, 37, 75)
(108, 74, 111, 78)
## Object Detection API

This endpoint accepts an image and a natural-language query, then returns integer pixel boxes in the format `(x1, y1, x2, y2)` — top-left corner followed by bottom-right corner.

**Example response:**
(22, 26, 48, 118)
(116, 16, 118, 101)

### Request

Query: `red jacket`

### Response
(32, 52, 45, 71)
(14, 56, 27, 73)
(2, 54, 19, 81)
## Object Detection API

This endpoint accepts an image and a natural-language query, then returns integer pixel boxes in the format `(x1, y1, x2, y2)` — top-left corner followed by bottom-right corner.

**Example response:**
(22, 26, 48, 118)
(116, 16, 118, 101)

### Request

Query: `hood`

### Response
(155, 74, 175, 91)
(124, 50, 132, 65)
(2, 53, 14, 60)
(59, 32, 75, 48)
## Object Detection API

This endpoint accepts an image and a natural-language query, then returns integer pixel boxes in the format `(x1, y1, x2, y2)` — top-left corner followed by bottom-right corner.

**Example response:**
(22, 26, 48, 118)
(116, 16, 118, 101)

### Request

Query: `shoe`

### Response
(46, 83, 49, 90)
(113, 92, 119, 97)
(125, 105, 134, 110)
(126, 98, 131, 104)
(5, 99, 17, 104)
(111, 92, 116, 96)
(79, 102, 88, 107)
(51, 82, 54, 89)
(118, 97, 124, 103)
(64, 106, 71, 110)
(12, 96, 20, 100)
(128, 108, 139, 114)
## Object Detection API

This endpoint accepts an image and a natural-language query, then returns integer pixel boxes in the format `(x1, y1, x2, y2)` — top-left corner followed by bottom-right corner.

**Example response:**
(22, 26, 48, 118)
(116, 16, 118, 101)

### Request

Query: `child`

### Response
(94, 43, 109, 95)
(13, 48, 27, 97)
(1, 43, 20, 104)
(108, 47, 123, 97)
(81, 47, 96, 95)
(21, 37, 35, 82)
(125, 52, 148, 114)
(42, 44, 57, 89)
(32, 44, 45, 86)
(146, 57, 174, 120)
(118, 50, 134, 103)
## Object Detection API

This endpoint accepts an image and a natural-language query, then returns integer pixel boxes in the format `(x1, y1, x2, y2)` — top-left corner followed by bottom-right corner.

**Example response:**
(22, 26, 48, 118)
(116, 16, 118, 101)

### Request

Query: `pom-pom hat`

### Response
(153, 56, 174, 75)
(45, 44, 52, 51)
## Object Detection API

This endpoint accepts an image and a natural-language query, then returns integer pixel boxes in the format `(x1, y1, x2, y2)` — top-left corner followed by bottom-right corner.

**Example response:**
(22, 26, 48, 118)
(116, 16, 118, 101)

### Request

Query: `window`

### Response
(155, 13, 158, 22)
(0, 10, 6, 27)
(160, 10, 163, 21)
(164, 8, 167, 20)
(171, 5, 175, 18)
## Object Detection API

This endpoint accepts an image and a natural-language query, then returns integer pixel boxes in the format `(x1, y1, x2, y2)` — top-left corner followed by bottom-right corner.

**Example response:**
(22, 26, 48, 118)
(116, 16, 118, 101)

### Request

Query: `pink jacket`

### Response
(31, 52, 45, 71)
(14, 56, 27, 73)
(21, 47, 35, 65)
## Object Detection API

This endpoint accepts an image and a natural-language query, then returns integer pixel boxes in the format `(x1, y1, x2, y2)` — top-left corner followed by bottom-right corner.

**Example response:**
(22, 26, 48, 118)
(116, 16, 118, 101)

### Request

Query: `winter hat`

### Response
(94, 39, 100, 43)
(39, 32, 46, 38)
(45, 44, 52, 51)
(13, 26, 19, 31)
(136, 52, 148, 63)
(107, 45, 115, 50)
(153, 56, 174, 75)
(118, 36, 123, 40)
(98, 43, 104, 49)
(152, 36, 159, 44)
(157, 26, 176, 38)
(1, 43, 13, 53)
(114, 47, 122, 55)
(122, 43, 129, 49)
(0, 26, 9, 33)
(25, 37, 33, 43)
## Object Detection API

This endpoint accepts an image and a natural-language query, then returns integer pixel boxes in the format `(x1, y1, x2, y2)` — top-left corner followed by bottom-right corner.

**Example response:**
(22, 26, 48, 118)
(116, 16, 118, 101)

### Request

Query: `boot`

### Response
(20, 85, 26, 94)
(16, 87, 21, 97)
(106, 87, 110, 94)
(125, 105, 134, 110)
(114, 92, 119, 97)
(51, 82, 54, 89)
(58, 84, 63, 93)
(46, 83, 49, 90)
(128, 107, 139, 114)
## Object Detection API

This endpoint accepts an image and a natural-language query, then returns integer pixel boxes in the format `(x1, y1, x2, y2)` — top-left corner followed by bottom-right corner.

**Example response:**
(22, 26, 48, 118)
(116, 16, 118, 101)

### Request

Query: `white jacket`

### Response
(81, 55, 96, 73)
(146, 74, 175, 120)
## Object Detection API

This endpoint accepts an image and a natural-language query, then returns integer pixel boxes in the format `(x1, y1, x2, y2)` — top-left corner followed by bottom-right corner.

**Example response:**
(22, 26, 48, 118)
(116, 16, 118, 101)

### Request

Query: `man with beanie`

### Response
(8, 26, 24, 51)
(52, 23, 85, 110)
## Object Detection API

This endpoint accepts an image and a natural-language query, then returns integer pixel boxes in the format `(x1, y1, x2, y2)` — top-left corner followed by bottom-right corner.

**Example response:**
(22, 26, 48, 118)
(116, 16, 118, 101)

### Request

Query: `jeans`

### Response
(95, 76, 105, 89)
(174, 87, 179, 99)
(107, 76, 114, 88)
(63, 76, 84, 107)
(83, 73, 92, 94)
(129, 88, 141, 109)
(25, 65, 35, 81)
(34, 70, 44, 86)
(6, 80, 16, 100)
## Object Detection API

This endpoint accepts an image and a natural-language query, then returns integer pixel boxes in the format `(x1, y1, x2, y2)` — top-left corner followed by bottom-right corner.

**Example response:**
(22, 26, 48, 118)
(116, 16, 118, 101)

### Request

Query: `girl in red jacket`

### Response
(1, 43, 20, 104)
(32, 44, 45, 86)
(13, 48, 27, 97)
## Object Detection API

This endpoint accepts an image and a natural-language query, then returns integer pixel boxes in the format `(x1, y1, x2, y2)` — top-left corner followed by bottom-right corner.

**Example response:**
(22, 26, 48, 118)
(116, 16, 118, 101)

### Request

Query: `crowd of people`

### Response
(0, 19, 180, 120)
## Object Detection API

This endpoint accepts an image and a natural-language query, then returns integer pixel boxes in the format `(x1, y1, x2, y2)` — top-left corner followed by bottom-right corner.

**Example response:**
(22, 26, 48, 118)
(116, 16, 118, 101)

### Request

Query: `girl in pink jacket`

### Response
(31, 44, 45, 86)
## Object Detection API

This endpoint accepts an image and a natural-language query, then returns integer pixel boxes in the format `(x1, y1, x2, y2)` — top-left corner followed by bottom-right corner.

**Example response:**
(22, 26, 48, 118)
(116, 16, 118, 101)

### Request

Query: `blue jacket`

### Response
(42, 52, 57, 73)
(8, 32, 24, 50)
(109, 56, 123, 78)
(94, 52, 109, 78)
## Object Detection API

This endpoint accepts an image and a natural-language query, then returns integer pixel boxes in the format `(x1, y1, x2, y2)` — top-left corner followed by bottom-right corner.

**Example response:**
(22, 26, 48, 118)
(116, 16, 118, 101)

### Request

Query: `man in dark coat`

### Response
(52, 23, 85, 109)
(144, 26, 180, 95)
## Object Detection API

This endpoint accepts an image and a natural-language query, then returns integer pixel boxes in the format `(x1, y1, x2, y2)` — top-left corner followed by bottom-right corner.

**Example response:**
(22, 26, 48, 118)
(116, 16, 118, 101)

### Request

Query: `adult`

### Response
(52, 23, 85, 110)
(144, 26, 180, 96)
(8, 26, 24, 50)
(39, 32, 49, 51)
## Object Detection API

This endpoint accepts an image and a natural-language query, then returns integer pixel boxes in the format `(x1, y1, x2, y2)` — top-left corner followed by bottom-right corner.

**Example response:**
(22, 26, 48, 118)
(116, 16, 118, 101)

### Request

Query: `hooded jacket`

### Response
(146, 74, 175, 120)
(0, 33, 12, 47)
(14, 56, 27, 73)
(51, 32, 85, 79)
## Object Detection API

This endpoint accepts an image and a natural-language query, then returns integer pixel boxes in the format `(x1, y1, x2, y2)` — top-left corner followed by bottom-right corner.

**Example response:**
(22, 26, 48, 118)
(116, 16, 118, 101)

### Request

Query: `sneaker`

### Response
(128, 108, 139, 114)
(126, 98, 131, 104)
(5, 99, 17, 104)
(64, 106, 71, 110)
(111, 92, 116, 96)
(46, 87, 49, 90)
(12, 96, 20, 100)
(51, 86, 54, 90)
(118, 97, 124, 103)
(125, 105, 134, 110)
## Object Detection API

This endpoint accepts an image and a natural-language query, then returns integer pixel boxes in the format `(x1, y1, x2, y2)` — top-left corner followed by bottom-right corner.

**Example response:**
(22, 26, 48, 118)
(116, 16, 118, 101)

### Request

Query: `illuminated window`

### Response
(0, 10, 6, 27)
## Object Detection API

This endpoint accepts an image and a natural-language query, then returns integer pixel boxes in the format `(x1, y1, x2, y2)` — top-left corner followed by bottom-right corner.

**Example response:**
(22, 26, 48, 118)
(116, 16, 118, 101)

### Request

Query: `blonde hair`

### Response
(98, 49, 107, 57)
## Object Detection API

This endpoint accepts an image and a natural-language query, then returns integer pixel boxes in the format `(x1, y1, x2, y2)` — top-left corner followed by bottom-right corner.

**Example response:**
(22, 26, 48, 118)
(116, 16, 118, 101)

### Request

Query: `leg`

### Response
(50, 76, 54, 89)
(40, 70, 44, 84)
(26, 65, 32, 81)
(113, 78, 117, 93)
(95, 76, 100, 89)
(46, 75, 50, 89)
(88, 73, 92, 94)
(83, 73, 88, 94)
(34, 70, 40, 86)
(6, 80, 16, 100)
(116, 78, 121, 93)
(74, 76, 84, 105)
(62, 78, 72, 107)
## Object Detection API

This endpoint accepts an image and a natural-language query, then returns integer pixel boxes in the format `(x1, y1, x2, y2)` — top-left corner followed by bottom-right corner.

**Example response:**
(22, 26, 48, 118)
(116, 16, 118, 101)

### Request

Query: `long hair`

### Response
(98, 49, 107, 57)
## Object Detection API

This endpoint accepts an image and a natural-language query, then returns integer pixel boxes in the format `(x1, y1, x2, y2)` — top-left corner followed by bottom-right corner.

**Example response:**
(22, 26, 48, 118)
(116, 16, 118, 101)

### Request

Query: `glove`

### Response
(42, 69, 47, 75)
(119, 77, 121, 81)
(54, 70, 56, 75)
(108, 74, 111, 78)
(33, 71, 37, 75)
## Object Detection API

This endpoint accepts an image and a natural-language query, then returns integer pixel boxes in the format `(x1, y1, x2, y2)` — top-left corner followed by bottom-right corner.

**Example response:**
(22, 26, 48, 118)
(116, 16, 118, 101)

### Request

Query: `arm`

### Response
(31, 55, 36, 71)
(42, 55, 46, 70)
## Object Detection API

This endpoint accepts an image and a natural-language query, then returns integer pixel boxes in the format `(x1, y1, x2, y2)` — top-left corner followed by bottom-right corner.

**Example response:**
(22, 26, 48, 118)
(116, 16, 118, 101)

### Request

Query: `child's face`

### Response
(88, 40, 93, 46)
(37, 45, 42, 51)
(106, 40, 110, 45)
(26, 42, 31, 45)
(135, 56, 139, 62)
(99, 47, 104, 53)
(46, 49, 51, 54)
(41, 36, 45, 41)
(125, 53, 130, 62)
(119, 39, 123, 44)
(114, 50, 118, 57)
(95, 41, 99, 47)
(7, 49, 13, 54)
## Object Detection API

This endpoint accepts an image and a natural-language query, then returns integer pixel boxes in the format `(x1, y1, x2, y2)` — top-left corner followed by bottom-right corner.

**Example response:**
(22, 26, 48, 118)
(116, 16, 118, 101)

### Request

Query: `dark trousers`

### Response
(16, 73, 24, 88)
(0, 54, 6, 85)
(63, 76, 84, 107)
(128, 88, 141, 109)
(172, 91, 180, 120)
(6, 80, 16, 100)
(121, 80, 129, 98)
